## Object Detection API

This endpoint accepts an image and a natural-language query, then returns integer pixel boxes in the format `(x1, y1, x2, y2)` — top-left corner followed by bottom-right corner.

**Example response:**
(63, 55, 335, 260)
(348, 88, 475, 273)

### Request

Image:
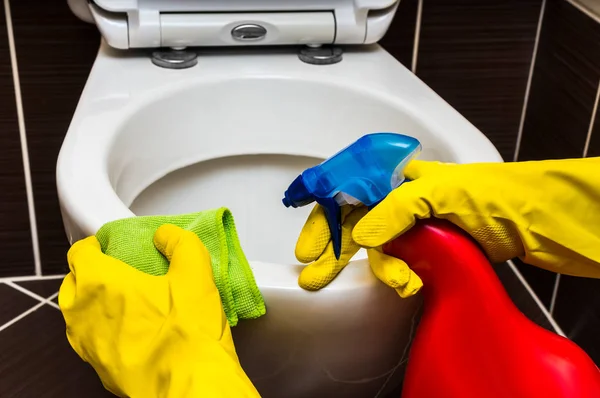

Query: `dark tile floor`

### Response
(0, 265, 562, 397)
(0, 284, 38, 326)
(0, 279, 112, 397)
(16, 279, 63, 299)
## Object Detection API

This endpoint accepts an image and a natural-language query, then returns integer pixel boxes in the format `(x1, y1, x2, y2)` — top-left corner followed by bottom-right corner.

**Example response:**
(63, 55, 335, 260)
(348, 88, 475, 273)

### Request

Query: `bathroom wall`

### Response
(514, 0, 600, 365)
(0, 0, 598, 395)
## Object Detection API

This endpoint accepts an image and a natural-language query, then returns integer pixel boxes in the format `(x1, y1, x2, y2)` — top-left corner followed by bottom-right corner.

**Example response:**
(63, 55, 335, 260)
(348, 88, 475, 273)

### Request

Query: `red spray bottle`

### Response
(283, 133, 600, 397)
(384, 218, 600, 398)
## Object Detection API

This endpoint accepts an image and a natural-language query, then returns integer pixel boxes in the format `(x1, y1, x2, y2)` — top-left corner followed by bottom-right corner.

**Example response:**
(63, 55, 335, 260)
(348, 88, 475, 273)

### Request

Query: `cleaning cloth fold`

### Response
(96, 208, 266, 326)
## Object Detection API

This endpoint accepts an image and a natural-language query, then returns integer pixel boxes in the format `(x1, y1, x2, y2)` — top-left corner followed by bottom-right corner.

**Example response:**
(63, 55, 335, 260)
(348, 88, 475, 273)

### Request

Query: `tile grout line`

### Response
(411, 0, 423, 74)
(564, 0, 600, 24)
(0, 301, 46, 333)
(5, 281, 60, 310)
(46, 291, 60, 309)
(0, 274, 65, 283)
(0, 290, 59, 333)
(3, 0, 42, 276)
(582, 79, 600, 158)
(507, 260, 566, 336)
(549, 274, 560, 314)
(513, 0, 546, 162)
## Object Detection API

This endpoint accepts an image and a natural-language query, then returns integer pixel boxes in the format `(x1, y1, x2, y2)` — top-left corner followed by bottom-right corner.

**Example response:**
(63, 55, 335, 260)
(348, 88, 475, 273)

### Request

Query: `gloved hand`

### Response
(353, 158, 600, 279)
(59, 224, 260, 398)
(295, 205, 423, 297)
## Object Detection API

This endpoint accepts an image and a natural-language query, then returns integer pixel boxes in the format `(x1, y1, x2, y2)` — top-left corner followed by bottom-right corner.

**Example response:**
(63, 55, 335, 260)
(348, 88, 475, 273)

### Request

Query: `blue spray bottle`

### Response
(282, 133, 421, 259)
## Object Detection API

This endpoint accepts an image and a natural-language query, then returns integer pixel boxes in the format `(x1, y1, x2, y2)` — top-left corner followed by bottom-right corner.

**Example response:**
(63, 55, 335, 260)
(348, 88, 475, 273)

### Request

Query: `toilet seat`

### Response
(68, 0, 402, 48)
(59, 3, 502, 397)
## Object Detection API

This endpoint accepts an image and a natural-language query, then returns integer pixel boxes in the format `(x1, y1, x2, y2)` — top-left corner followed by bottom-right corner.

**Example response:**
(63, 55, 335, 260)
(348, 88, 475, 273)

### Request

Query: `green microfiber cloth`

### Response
(96, 208, 266, 327)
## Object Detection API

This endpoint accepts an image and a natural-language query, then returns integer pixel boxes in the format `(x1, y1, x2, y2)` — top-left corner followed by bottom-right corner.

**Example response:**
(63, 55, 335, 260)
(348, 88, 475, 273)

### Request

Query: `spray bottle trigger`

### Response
(317, 197, 342, 260)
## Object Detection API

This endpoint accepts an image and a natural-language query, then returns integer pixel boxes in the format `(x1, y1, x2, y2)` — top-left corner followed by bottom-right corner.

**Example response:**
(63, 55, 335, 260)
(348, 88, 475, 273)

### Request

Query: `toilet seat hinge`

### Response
(298, 46, 343, 65)
(151, 48, 198, 69)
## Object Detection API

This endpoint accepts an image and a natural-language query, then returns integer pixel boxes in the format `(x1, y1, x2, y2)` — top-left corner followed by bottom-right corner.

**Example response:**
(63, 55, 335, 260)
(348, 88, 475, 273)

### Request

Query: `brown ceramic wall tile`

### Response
(10, 0, 100, 275)
(0, 3, 35, 276)
(553, 276, 600, 365)
(380, 0, 418, 69)
(517, 0, 600, 161)
(0, 305, 113, 397)
(416, 0, 542, 160)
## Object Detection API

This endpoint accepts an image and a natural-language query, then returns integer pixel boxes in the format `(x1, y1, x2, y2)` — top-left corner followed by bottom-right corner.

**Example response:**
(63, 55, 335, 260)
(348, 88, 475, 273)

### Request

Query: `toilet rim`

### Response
(58, 83, 497, 235)
(59, 79, 398, 219)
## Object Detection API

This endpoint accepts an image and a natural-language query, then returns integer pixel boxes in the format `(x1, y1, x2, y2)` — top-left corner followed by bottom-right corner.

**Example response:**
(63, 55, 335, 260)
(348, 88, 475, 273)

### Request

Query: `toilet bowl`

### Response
(59, 2, 503, 397)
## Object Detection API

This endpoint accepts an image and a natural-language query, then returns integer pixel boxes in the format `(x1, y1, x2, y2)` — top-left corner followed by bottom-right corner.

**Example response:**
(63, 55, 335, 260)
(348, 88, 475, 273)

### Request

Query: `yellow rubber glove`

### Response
(295, 205, 423, 297)
(353, 158, 600, 279)
(59, 224, 260, 398)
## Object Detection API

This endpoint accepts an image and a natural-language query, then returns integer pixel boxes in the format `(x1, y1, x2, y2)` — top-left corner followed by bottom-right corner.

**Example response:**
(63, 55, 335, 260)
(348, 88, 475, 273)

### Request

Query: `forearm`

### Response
(519, 157, 600, 278)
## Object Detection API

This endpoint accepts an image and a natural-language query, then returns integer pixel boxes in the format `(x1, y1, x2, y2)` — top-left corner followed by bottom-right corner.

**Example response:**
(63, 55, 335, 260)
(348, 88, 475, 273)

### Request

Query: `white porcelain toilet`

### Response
(58, 1, 503, 397)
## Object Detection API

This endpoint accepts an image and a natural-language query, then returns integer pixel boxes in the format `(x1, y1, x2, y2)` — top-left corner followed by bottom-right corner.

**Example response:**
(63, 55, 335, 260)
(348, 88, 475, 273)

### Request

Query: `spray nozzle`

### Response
(283, 133, 421, 260)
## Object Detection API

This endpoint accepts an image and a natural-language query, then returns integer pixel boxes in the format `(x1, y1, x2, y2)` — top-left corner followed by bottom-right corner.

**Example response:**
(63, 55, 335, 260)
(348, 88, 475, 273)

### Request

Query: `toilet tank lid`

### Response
(68, 0, 400, 49)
